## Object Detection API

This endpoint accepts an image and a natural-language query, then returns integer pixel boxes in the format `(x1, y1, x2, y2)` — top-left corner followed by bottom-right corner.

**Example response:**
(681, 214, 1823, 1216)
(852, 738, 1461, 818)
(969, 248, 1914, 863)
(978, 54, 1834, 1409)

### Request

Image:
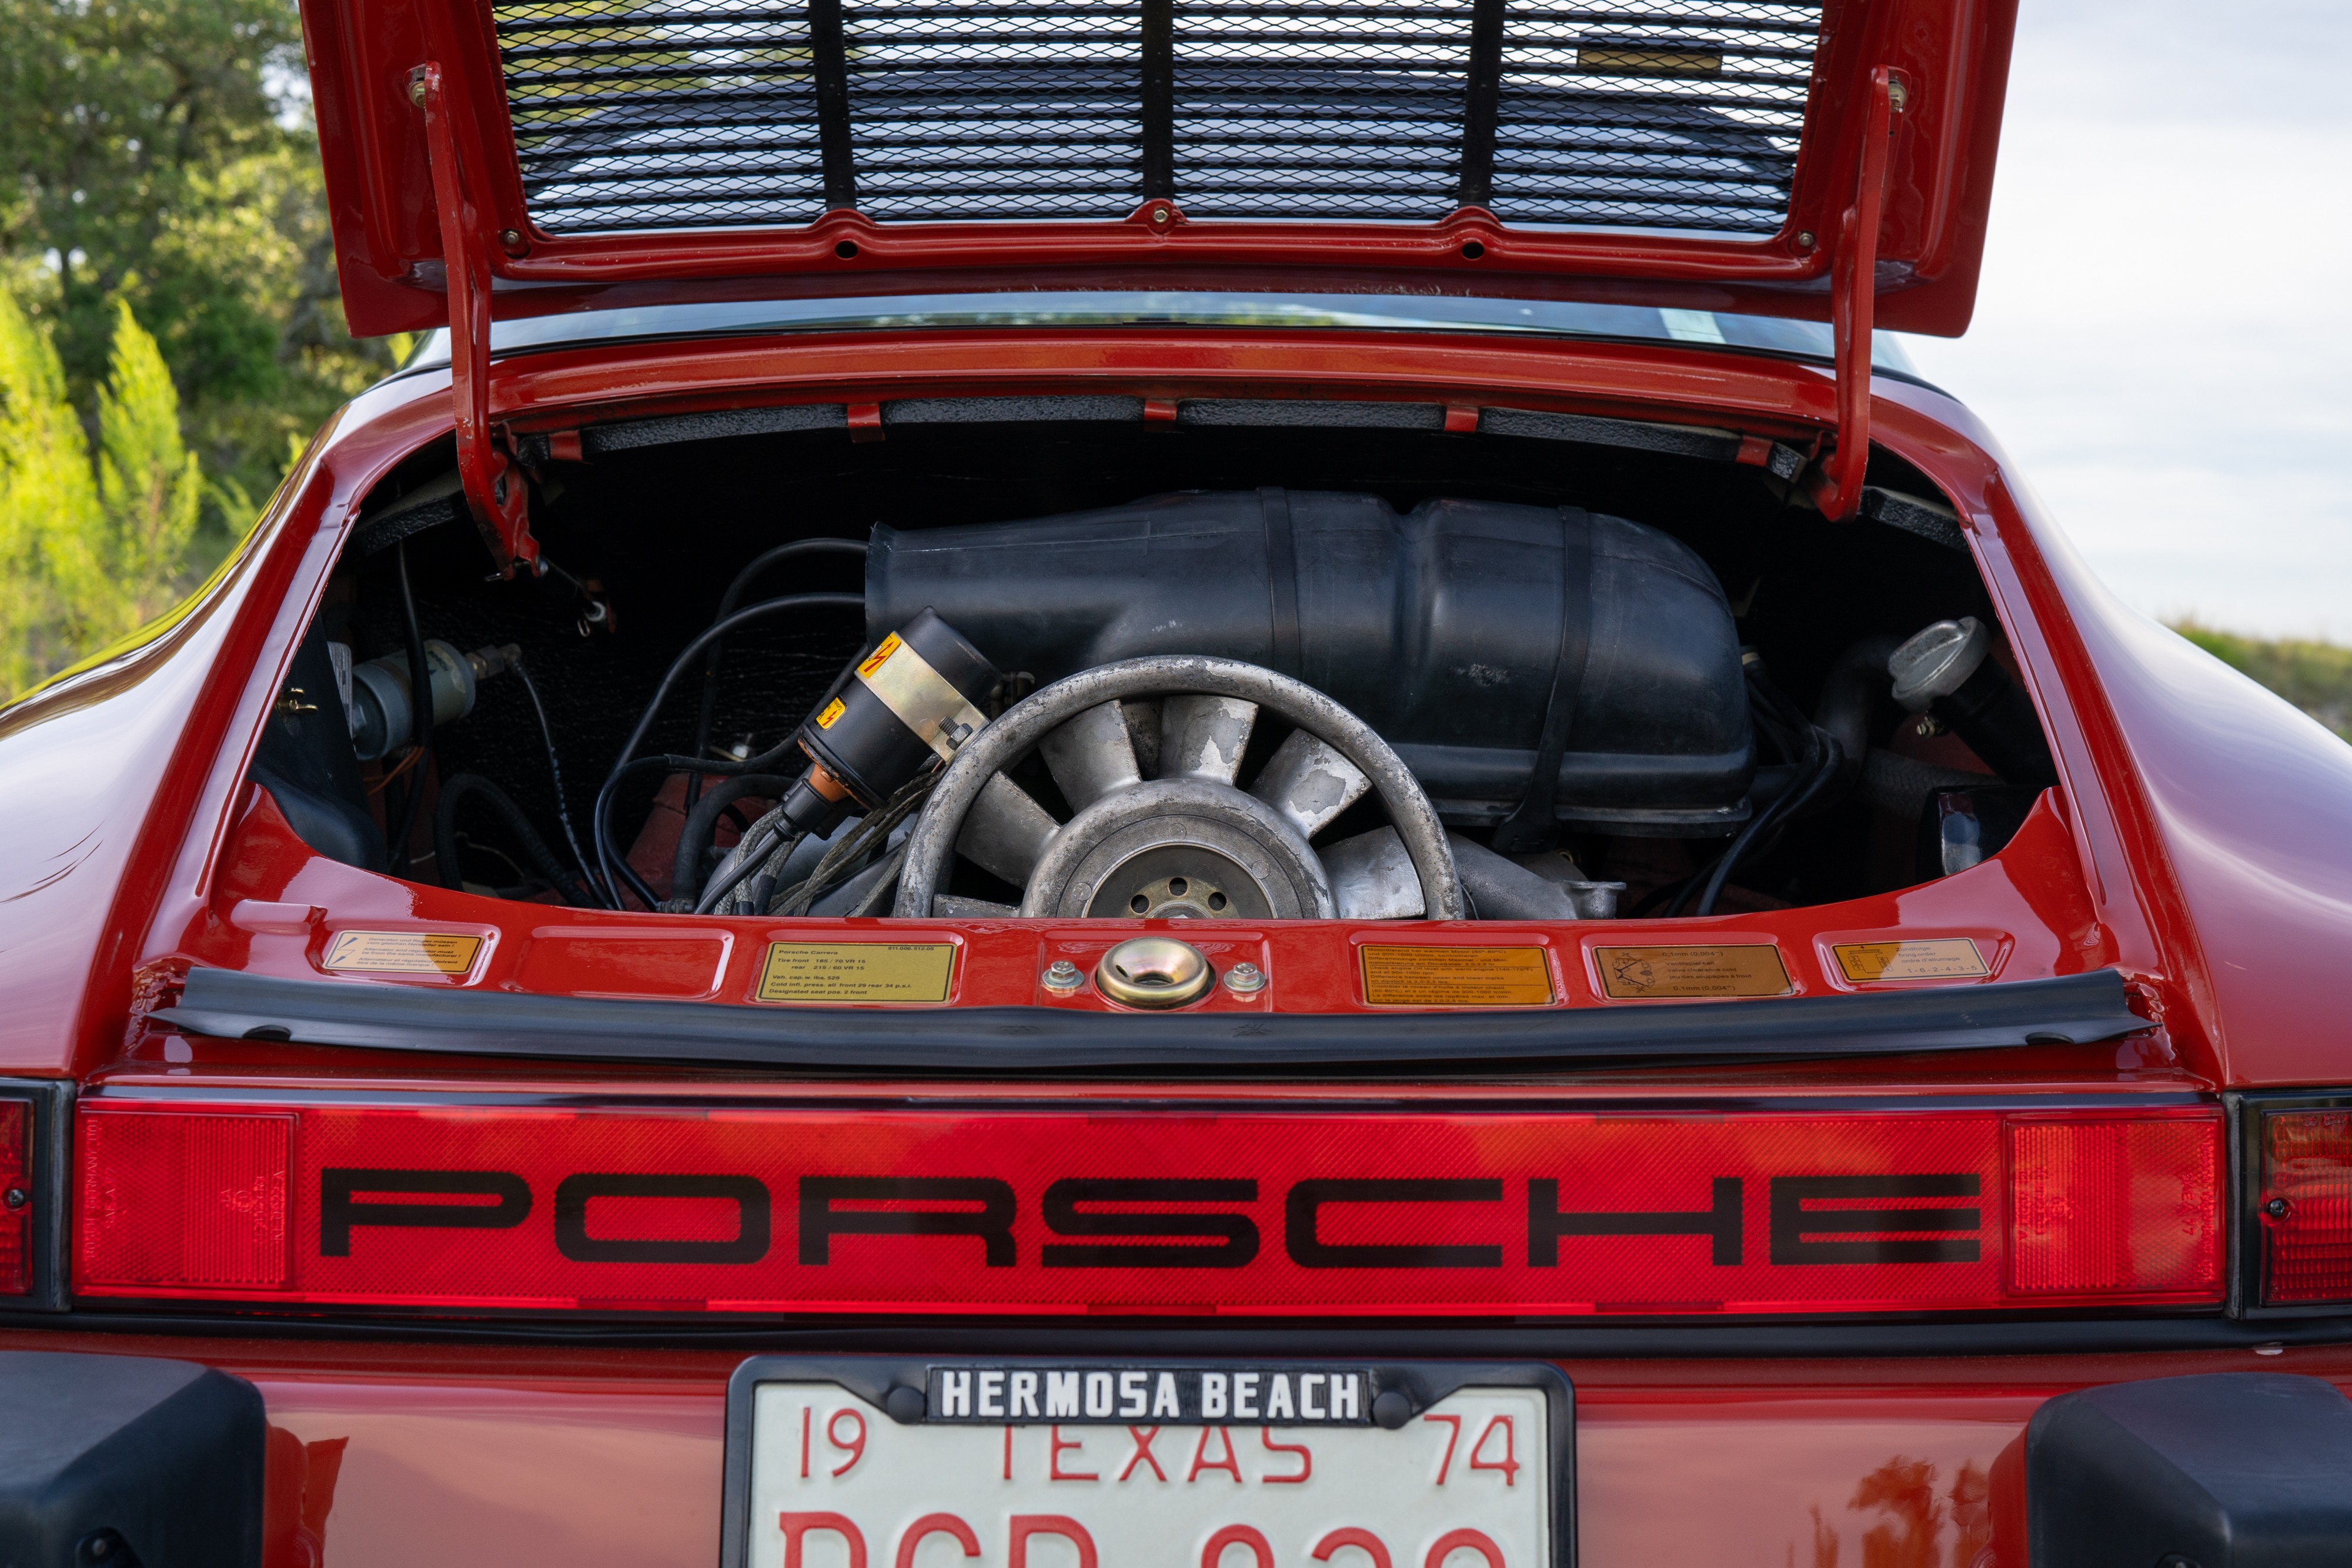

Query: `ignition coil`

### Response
(343, 640, 520, 761)
(770, 608, 1001, 835)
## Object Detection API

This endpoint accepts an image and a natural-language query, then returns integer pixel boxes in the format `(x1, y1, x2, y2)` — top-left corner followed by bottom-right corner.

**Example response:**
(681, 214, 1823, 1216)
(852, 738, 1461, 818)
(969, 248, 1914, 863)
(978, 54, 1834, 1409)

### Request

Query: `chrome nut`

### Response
(1223, 961, 1267, 995)
(1041, 958, 1085, 995)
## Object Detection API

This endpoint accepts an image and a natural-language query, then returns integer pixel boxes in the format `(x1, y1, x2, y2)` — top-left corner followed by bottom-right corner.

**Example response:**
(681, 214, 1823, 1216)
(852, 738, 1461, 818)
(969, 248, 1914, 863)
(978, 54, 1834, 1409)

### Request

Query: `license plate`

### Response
(720, 1360, 1572, 1568)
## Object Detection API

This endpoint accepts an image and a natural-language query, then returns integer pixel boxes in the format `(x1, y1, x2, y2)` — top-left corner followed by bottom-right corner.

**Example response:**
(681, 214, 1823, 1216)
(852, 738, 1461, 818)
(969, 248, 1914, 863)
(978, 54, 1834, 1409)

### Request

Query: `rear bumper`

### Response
(5, 1330, 2352, 1566)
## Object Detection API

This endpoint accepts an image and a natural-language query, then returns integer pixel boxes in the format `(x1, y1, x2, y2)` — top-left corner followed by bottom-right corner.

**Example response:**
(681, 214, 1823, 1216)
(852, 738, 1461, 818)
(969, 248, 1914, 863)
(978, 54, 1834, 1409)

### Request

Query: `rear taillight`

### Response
(72, 1099, 2226, 1316)
(0, 1098, 29, 1295)
(2259, 1109, 2352, 1304)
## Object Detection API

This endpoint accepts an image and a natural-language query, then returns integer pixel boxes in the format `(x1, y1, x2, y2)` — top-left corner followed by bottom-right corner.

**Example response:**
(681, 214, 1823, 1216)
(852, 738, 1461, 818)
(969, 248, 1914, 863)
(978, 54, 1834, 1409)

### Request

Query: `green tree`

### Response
(96, 296, 202, 622)
(2173, 622, 2352, 741)
(0, 286, 106, 695)
(0, 289, 213, 698)
(0, 0, 402, 540)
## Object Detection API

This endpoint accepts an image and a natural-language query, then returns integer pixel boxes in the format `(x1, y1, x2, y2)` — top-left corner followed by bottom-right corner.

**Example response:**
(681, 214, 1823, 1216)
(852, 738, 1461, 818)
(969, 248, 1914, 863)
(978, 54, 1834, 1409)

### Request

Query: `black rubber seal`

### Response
(153, 966, 2148, 1073)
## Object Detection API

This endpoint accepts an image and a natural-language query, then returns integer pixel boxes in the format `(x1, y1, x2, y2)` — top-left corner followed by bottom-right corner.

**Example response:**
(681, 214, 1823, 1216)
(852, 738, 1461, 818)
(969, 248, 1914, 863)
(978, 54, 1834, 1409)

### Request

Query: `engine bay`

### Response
(248, 399, 2055, 949)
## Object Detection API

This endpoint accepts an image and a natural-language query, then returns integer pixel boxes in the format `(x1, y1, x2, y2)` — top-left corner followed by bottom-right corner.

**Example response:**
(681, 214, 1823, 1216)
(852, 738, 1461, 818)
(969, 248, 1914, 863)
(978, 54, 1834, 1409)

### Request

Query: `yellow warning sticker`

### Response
(1359, 945, 1554, 1007)
(1593, 944, 1790, 999)
(816, 697, 846, 729)
(756, 942, 956, 1004)
(857, 633, 903, 680)
(321, 930, 483, 976)
(1832, 938, 1990, 983)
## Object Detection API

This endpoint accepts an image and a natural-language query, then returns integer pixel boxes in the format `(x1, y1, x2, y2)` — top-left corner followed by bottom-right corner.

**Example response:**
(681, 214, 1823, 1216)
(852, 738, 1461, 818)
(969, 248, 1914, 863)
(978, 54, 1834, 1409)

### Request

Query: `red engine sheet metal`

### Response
(71, 1104, 2224, 1315)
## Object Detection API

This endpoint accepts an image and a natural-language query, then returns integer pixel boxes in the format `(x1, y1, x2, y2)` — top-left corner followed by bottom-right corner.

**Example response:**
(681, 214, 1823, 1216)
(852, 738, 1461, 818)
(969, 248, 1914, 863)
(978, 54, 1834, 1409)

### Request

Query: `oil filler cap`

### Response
(1095, 937, 1215, 1009)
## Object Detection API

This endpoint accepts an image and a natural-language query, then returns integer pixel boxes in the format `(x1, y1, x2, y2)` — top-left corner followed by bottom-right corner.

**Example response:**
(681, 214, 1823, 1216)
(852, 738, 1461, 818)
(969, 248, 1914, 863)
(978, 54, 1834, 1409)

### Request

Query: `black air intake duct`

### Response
(867, 490, 1753, 835)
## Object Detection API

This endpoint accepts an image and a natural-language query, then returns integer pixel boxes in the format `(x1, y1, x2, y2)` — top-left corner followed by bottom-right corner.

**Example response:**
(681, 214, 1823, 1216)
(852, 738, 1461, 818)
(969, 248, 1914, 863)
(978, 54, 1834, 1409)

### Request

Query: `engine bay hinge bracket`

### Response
(412, 62, 542, 580)
(1806, 65, 1902, 523)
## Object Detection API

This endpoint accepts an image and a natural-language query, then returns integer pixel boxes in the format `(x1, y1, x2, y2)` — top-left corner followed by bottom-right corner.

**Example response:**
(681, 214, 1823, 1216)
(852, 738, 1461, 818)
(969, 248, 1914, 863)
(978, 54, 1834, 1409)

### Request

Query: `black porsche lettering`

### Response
(1040, 1178, 1260, 1269)
(1527, 1176, 1743, 1266)
(319, 1168, 530, 1256)
(799, 1176, 1017, 1266)
(553, 1173, 771, 1263)
(1768, 1174, 1982, 1264)
(1283, 1178, 1503, 1268)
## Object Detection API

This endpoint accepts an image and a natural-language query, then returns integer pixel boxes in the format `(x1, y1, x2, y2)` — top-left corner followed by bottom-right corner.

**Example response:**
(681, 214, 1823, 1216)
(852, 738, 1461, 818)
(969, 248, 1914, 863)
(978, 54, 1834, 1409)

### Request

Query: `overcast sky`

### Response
(1898, 0, 2352, 638)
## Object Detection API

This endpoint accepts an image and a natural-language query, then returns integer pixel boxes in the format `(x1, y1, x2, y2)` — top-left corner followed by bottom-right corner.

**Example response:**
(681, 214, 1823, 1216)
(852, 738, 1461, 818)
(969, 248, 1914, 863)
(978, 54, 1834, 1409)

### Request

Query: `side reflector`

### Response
(78, 1111, 291, 1290)
(2261, 1111, 2352, 1305)
(0, 1098, 27, 1295)
(2006, 1116, 2220, 1295)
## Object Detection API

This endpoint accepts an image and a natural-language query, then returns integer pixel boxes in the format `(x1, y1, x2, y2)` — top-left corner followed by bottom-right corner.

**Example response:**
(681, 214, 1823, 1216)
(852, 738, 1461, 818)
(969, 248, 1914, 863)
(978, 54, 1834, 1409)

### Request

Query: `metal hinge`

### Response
(1806, 66, 1903, 523)
(410, 62, 542, 579)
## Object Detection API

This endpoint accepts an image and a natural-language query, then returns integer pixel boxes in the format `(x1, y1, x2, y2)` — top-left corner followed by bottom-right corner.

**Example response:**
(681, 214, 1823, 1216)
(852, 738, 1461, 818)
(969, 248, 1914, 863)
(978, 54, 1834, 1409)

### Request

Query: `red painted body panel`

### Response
(6, 323, 2345, 1084)
(299, 0, 2017, 339)
(1, 1328, 2343, 1568)
(5, 290, 2351, 1557)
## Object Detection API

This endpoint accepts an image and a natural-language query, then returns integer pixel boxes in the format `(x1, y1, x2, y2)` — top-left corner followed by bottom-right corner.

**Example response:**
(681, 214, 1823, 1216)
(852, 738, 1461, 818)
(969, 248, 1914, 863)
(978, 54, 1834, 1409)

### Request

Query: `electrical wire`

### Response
(686, 538, 865, 808)
(767, 768, 936, 917)
(593, 590, 864, 907)
(509, 650, 610, 908)
(385, 540, 436, 881)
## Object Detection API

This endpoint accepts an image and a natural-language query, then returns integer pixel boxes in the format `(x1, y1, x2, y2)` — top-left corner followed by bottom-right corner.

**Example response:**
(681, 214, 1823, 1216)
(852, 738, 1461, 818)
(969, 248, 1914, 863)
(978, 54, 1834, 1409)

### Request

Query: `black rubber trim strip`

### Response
(1182, 400, 1448, 430)
(6, 1305, 2339, 1360)
(155, 967, 2147, 1072)
(1860, 486, 1968, 552)
(882, 396, 1144, 425)
(349, 470, 465, 557)
(1478, 406, 1742, 461)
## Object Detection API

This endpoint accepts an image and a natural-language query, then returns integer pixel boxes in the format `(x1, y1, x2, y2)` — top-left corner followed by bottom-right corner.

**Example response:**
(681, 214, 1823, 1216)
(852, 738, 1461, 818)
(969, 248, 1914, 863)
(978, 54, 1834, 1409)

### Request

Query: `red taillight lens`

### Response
(2261, 1110, 2352, 1304)
(69, 1099, 2223, 1315)
(2006, 1115, 2221, 1296)
(78, 1110, 291, 1290)
(0, 1098, 28, 1295)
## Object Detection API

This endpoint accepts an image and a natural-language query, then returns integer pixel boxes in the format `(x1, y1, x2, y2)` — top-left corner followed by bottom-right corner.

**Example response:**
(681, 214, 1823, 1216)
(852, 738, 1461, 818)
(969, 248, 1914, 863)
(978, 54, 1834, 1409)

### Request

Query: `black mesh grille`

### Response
(497, 0, 1820, 236)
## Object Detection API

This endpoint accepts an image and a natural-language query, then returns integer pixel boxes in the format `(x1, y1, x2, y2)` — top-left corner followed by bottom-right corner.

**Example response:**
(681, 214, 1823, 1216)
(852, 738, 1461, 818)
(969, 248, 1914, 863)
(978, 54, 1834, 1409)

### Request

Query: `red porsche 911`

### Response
(4, 0, 2350, 1563)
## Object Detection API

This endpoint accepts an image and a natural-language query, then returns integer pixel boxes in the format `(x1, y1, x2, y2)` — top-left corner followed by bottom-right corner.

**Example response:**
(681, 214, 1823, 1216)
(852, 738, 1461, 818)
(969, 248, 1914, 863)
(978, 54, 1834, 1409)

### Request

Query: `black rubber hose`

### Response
(594, 591, 864, 907)
(386, 540, 437, 882)
(687, 538, 866, 807)
(671, 774, 790, 907)
(1812, 634, 1902, 796)
(1692, 731, 1841, 917)
(435, 773, 586, 904)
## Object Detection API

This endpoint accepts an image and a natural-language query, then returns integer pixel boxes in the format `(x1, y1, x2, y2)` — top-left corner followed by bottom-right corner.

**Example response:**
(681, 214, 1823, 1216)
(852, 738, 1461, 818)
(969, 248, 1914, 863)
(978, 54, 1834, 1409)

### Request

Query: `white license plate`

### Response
(723, 1363, 1566, 1568)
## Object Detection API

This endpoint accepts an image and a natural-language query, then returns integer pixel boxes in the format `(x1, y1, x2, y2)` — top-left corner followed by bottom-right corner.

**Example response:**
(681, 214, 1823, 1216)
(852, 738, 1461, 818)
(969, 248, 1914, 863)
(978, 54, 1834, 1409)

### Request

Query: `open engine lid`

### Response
(305, 0, 2018, 342)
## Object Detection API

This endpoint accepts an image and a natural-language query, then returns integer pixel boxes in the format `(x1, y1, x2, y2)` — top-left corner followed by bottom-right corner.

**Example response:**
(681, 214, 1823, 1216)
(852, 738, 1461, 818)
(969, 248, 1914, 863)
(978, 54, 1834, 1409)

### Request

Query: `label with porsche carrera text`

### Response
(756, 942, 956, 1004)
